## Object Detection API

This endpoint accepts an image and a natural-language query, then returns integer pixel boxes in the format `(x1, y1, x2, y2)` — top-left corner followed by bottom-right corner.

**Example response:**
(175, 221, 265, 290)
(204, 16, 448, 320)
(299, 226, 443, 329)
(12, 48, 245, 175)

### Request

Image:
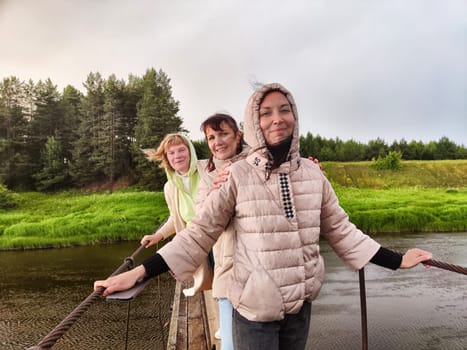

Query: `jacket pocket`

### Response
(236, 266, 285, 322)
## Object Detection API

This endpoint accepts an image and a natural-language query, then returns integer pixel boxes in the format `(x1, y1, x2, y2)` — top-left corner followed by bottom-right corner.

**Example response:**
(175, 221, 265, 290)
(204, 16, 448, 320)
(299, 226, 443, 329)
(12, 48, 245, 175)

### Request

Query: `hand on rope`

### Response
(141, 232, 163, 248)
(94, 264, 147, 297)
(400, 248, 433, 269)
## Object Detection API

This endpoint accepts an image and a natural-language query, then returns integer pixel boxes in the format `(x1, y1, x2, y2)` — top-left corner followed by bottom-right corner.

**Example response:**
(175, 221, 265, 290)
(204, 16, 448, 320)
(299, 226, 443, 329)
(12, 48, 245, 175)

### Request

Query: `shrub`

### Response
(0, 184, 16, 209)
(371, 151, 402, 171)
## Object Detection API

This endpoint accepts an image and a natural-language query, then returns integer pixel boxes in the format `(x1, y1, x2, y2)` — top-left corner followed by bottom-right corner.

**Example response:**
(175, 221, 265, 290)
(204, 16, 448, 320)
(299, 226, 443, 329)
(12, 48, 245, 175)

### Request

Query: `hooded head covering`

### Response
(156, 133, 199, 223)
(243, 83, 301, 178)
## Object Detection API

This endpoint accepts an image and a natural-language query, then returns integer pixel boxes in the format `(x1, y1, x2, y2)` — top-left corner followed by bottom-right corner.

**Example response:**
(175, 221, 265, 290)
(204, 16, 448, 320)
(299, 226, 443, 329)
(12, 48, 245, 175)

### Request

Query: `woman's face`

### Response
(259, 91, 295, 145)
(205, 121, 241, 160)
(166, 143, 190, 174)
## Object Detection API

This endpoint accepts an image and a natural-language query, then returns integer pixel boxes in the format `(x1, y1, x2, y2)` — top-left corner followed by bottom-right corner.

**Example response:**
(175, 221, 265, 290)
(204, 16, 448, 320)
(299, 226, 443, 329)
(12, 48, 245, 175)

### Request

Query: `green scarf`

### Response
(165, 134, 200, 224)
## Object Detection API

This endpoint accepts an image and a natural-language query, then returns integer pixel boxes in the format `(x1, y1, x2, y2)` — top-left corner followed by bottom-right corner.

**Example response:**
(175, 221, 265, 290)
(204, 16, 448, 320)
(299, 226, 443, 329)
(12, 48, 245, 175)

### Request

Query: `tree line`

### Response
(0, 68, 182, 191)
(1, 68, 465, 192)
(299, 133, 466, 162)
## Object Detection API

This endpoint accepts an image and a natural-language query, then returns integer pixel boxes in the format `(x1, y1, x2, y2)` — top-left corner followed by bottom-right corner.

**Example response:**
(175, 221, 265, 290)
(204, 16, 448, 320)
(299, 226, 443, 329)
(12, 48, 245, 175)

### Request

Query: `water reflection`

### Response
(1, 233, 467, 350)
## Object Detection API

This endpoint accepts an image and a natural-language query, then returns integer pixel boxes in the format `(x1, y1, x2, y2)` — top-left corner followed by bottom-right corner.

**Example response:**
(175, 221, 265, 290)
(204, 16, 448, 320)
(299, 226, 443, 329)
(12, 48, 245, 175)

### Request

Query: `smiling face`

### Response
(166, 143, 190, 174)
(259, 91, 295, 145)
(205, 121, 241, 160)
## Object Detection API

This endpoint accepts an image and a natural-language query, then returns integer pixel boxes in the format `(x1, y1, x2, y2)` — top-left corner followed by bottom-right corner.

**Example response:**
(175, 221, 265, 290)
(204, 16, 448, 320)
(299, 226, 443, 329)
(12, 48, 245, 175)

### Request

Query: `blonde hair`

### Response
(152, 133, 191, 171)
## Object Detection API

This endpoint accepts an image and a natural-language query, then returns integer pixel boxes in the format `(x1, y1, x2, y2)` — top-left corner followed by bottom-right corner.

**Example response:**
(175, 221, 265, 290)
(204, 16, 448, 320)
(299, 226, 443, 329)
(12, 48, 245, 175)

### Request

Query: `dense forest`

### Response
(1, 67, 465, 192)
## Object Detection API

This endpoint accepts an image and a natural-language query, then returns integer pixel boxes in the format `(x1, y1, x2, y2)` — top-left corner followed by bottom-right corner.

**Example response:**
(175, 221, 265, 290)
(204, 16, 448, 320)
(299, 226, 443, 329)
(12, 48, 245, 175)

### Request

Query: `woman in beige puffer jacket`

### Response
(196, 113, 250, 350)
(95, 83, 432, 350)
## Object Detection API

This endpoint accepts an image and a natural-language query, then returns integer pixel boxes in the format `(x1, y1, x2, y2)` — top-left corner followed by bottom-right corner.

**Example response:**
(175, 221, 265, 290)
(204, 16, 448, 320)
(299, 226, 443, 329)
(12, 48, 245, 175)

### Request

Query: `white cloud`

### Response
(0, 0, 465, 144)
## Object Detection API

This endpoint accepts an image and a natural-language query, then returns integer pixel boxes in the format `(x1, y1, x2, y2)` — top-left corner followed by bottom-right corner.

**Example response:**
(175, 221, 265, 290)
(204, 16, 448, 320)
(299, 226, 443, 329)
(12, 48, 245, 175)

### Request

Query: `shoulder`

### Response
(229, 158, 250, 173)
(195, 159, 207, 176)
(300, 157, 324, 173)
(164, 180, 176, 193)
(197, 159, 209, 170)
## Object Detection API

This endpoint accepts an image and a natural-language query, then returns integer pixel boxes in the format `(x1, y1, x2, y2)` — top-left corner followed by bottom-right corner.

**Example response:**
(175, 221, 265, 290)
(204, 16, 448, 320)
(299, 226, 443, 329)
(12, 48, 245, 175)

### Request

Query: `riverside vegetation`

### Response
(0, 160, 465, 250)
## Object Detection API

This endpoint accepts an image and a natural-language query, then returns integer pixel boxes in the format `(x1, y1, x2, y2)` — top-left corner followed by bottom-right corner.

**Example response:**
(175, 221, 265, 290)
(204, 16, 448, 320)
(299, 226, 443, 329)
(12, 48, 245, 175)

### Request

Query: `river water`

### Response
(1, 232, 466, 350)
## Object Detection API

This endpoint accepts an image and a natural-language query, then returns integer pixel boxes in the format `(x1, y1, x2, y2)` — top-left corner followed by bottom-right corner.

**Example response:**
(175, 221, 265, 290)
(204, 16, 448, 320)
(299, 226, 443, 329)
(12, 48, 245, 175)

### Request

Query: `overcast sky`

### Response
(1, 0, 465, 145)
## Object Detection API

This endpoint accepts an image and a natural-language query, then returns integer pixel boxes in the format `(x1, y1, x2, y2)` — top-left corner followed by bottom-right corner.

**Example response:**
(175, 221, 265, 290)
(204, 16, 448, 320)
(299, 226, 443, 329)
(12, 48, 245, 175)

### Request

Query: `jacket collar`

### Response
(210, 143, 251, 172)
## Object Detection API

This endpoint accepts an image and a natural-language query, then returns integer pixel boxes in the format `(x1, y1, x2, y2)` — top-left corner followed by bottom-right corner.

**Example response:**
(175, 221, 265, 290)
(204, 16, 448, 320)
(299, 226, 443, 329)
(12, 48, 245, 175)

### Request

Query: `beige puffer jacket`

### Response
(159, 83, 380, 322)
(196, 145, 250, 299)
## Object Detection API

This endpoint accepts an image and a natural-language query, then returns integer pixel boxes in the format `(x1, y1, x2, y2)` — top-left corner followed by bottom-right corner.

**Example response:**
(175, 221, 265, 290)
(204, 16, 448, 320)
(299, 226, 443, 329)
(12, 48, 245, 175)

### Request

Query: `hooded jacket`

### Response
(157, 134, 199, 238)
(156, 133, 212, 296)
(159, 83, 380, 322)
(196, 144, 250, 299)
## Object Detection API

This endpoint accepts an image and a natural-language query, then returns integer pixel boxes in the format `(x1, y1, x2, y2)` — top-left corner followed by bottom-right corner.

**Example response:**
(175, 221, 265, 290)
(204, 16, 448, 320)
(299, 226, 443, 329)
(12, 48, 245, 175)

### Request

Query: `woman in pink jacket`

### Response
(95, 83, 432, 350)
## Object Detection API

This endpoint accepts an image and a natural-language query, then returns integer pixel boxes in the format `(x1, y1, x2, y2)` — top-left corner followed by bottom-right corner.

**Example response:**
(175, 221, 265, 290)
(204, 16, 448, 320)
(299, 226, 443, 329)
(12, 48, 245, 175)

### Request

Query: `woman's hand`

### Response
(141, 232, 163, 248)
(400, 248, 432, 269)
(211, 162, 232, 190)
(94, 265, 147, 296)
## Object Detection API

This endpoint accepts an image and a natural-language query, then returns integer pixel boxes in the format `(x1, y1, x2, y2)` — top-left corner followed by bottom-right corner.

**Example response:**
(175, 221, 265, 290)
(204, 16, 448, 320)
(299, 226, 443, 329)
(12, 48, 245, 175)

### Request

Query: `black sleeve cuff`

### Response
(370, 247, 403, 270)
(142, 253, 170, 278)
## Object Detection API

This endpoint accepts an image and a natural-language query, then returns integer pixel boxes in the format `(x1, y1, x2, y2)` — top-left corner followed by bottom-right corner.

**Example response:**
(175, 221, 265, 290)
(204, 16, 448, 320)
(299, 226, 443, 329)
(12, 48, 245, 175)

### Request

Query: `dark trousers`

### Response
(233, 301, 311, 350)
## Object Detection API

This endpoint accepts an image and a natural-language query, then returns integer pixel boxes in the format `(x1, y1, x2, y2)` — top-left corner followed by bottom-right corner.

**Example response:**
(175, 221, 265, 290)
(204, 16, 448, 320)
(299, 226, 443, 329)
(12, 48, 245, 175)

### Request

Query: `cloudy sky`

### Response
(1, 0, 465, 144)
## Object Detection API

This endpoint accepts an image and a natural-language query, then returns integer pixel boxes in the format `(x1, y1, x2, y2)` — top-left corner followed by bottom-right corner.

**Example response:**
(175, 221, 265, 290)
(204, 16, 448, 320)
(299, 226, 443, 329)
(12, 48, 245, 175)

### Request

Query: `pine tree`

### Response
(101, 74, 135, 189)
(132, 68, 183, 190)
(33, 136, 67, 191)
(60, 85, 83, 165)
(69, 72, 105, 186)
(134, 68, 183, 148)
(0, 77, 32, 188)
(28, 79, 63, 161)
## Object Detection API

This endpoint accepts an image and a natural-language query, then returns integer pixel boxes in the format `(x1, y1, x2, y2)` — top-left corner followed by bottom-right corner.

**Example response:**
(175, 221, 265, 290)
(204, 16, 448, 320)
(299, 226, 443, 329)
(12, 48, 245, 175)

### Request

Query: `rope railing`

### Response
(420, 258, 467, 275)
(27, 241, 150, 350)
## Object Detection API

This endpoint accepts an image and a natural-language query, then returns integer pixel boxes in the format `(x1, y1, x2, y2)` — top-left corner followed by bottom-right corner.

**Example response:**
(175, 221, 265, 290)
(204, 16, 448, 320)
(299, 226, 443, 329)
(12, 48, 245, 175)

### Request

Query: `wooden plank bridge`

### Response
(167, 281, 220, 350)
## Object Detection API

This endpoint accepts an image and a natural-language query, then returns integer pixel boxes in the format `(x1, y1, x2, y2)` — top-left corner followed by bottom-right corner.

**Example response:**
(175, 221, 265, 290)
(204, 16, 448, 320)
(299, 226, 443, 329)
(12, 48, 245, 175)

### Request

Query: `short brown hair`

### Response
(152, 133, 190, 171)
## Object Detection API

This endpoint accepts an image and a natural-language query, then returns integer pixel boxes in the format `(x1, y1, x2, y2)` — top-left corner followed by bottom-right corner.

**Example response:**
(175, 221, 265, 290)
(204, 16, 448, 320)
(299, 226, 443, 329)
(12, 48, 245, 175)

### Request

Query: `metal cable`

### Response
(358, 268, 368, 350)
(124, 302, 131, 350)
(156, 241, 168, 347)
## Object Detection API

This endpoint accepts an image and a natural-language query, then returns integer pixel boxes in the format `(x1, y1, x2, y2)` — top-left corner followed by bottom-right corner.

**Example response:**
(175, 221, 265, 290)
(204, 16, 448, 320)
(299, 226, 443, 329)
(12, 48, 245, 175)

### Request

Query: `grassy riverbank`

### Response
(1, 160, 466, 250)
(0, 191, 169, 249)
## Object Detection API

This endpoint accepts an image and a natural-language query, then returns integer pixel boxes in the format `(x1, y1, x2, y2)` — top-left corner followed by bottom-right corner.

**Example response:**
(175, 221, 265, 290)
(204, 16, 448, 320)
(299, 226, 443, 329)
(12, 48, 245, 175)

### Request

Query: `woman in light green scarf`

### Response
(141, 133, 212, 294)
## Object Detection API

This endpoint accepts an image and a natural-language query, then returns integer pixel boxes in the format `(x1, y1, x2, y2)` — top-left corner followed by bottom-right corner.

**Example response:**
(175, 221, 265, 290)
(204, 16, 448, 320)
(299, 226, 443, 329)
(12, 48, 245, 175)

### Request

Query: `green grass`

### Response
(334, 186, 467, 234)
(1, 160, 466, 250)
(323, 159, 467, 189)
(0, 191, 169, 249)
(323, 160, 467, 234)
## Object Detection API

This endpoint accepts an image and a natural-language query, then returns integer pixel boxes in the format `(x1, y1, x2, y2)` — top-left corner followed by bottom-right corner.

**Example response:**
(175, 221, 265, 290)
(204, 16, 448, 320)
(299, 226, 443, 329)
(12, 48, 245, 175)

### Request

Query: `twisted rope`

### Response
(422, 258, 467, 275)
(27, 242, 149, 349)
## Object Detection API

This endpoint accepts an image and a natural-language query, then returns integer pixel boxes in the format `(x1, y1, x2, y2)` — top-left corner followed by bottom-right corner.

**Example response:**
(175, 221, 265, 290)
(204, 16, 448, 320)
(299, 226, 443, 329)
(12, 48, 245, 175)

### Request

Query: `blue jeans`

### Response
(219, 298, 234, 350)
(233, 301, 311, 350)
